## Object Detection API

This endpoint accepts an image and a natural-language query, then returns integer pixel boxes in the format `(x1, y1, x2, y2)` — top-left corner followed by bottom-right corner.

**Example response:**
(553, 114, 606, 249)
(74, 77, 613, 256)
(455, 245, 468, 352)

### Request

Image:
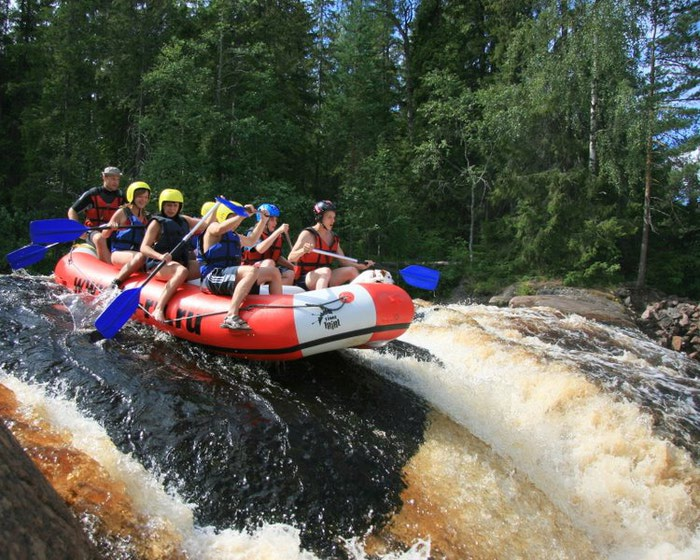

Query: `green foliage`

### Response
(0, 0, 698, 300)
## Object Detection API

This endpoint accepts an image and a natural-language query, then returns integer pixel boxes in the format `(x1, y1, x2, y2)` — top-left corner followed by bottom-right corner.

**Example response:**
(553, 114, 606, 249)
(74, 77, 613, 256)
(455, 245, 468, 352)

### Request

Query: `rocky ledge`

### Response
(636, 298, 700, 359)
(484, 283, 700, 362)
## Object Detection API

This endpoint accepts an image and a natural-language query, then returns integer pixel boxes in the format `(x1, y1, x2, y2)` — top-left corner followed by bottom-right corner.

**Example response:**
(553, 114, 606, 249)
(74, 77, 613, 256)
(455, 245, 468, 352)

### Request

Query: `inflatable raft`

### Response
(54, 249, 415, 361)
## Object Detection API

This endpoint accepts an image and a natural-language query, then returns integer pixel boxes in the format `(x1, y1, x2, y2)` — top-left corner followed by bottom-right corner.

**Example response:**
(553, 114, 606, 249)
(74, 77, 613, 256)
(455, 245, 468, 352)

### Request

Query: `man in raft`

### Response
(198, 203, 283, 331)
(287, 200, 374, 291)
(67, 166, 125, 263)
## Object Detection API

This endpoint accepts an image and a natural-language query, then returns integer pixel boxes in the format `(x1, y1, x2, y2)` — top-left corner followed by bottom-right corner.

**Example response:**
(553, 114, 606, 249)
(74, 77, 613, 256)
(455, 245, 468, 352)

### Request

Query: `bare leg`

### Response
(92, 233, 111, 263)
(281, 269, 295, 286)
(111, 252, 145, 285)
(305, 267, 332, 290)
(329, 266, 359, 287)
(153, 263, 188, 322)
(227, 266, 259, 317)
(257, 266, 283, 295)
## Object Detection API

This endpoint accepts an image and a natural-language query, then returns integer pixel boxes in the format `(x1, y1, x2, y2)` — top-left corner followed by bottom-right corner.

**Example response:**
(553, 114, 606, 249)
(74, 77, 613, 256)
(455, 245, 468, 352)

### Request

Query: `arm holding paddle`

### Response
(95, 196, 231, 336)
(311, 248, 440, 290)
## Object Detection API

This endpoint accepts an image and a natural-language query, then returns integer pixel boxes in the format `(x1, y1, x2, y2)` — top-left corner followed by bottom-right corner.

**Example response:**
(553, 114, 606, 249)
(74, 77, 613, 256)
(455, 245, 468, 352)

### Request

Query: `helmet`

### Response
(126, 181, 151, 203)
(158, 188, 184, 213)
(257, 203, 280, 222)
(313, 200, 336, 222)
(200, 201, 216, 217)
(216, 201, 243, 223)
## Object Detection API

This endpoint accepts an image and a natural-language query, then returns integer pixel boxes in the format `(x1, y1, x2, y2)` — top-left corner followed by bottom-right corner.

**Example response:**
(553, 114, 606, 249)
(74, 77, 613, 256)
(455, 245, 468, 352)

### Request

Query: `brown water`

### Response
(1, 275, 698, 559)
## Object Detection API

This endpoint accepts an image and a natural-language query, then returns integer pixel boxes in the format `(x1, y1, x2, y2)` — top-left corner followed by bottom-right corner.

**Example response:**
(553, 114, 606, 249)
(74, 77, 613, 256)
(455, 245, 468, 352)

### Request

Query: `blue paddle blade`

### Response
(30, 219, 89, 243)
(95, 288, 142, 338)
(399, 265, 440, 290)
(215, 196, 249, 217)
(6, 244, 49, 269)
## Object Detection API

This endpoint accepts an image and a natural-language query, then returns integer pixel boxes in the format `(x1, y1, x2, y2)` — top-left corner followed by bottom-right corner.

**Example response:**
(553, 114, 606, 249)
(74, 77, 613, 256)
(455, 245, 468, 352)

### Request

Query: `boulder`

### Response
(0, 420, 97, 559)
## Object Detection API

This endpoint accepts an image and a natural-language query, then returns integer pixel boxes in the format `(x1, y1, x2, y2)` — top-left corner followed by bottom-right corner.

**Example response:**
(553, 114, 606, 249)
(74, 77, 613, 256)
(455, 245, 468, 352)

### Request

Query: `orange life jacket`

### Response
(293, 227, 339, 280)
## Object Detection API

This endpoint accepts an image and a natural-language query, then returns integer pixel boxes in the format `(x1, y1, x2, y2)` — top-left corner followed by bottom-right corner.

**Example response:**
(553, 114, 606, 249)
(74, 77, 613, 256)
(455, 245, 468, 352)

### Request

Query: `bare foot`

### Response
(152, 308, 165, 323)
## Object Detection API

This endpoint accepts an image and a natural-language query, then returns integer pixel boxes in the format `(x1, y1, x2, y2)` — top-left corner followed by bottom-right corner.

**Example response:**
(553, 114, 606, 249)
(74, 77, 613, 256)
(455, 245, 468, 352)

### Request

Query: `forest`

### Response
(1, 0, 698, 298)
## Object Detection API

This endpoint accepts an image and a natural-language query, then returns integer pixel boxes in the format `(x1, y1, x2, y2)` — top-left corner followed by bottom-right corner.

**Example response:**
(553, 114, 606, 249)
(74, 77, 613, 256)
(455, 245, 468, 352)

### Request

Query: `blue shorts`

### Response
(202, 266, 260, 296)
(294, 277, 310, 291)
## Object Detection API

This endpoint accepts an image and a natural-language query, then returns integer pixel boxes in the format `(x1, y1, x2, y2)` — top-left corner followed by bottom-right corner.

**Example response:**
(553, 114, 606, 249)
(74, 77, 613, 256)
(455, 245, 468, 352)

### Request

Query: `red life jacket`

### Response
(84, 189, 123, 227)
(293, 227, 339, 280)
(242, 230, 283, 265)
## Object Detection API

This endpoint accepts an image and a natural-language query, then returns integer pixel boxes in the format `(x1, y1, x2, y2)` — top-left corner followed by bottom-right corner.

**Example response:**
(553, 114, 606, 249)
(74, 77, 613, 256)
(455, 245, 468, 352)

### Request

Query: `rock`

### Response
(508, 294, 636, 328)
(636, 296, 700, 361)
(0, 420, 98, 559)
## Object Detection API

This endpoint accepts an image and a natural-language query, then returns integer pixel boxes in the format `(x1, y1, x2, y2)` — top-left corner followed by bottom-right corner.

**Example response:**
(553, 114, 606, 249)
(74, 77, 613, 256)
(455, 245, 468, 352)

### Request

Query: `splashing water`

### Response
(1, 275, 698, 559)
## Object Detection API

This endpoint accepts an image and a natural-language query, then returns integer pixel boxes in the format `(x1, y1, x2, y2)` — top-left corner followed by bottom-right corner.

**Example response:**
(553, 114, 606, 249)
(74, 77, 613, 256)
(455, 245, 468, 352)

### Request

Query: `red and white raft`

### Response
(54, 250, 415, 361)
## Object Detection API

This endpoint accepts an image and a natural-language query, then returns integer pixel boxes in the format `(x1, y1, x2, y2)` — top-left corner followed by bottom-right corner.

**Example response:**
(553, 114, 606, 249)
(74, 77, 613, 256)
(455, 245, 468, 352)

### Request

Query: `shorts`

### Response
(202, 266, 260, 296)
(145, 256, 188, 271)
(294, 278, 310, 291)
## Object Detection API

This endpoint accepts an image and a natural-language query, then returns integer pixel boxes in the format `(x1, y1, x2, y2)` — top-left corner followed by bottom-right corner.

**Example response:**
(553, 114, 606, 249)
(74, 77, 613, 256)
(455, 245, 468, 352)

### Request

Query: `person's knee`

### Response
(239, 265, 258, 281)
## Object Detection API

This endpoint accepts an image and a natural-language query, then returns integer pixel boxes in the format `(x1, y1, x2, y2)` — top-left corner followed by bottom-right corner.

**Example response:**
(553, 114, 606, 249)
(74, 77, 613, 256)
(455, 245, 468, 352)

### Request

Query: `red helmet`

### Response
(313, 200, 336, 222)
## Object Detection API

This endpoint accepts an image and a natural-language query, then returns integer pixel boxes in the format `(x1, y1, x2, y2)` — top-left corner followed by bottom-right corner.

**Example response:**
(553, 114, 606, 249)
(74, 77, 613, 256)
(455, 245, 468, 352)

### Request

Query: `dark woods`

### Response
(1, 0, 698, 297)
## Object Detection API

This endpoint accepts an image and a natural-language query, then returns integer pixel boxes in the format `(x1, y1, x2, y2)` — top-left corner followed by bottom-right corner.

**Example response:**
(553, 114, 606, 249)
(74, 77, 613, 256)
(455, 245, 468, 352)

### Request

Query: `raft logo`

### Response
(315, 307, 341, 331)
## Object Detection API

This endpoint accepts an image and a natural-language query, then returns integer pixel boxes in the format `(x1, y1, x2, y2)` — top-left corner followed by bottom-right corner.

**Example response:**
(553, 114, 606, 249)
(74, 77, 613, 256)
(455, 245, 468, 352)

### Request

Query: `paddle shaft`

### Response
(312, 248, 440, 290)
(94, 199, 225, 338)
(141, 202, 221, 285)
(311, 248, 366, 265)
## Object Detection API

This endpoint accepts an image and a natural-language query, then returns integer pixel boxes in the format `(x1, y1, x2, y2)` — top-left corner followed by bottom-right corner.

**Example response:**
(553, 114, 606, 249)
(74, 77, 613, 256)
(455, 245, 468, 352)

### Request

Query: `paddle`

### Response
(6, 242, 60, 270)
(95, 199, 230, 338)
(30, 218, 146, 244)
(215, 196, 250, 218)
(311, 248, 441, 290)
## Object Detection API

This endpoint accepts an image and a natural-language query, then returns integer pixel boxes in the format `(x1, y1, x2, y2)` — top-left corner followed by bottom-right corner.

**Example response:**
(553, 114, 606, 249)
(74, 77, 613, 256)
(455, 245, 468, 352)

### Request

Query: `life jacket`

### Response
(110, 207, 148, 252)
(83, 188, 124, 227)
(151, 214, 190, 266)
(294, 227, 339, 280)
(242, 229, 282, 265)
(197, 231, 242, 279)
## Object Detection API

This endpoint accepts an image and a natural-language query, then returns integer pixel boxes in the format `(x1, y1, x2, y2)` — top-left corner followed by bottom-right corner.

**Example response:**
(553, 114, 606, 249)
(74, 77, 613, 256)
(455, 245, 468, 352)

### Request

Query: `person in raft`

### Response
(242, 203, 295, 286)
(198, 203, 283, 331)
(139, 188, 205, 323)
(67, 166, 125, 263)
(287, 200, 374, 291)
(101, 181, 151, 290)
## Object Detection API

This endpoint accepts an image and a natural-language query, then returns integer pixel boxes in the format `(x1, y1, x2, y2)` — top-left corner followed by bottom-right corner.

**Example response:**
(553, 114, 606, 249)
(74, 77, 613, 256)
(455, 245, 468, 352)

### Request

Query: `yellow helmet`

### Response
(158, 188, 184, 213)
(200, 201, 216, 217)
(126, 181, 151, 203)
(216, 201, 243, 223)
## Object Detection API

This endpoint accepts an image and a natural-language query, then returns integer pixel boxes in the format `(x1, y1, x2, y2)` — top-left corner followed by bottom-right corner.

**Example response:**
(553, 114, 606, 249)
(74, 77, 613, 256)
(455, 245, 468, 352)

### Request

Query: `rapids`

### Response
(0, 272, 698, 559)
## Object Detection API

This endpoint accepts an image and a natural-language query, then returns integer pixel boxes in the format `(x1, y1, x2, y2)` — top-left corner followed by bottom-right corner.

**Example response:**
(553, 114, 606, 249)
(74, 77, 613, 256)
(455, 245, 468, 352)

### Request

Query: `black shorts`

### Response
(202, 266, 260, 296)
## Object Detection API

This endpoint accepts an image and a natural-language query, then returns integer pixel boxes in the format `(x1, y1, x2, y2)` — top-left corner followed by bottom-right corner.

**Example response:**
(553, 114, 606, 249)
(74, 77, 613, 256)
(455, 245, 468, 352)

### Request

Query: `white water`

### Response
(351, 303, 700, 559)
(0, 372, 430, 560)
(3, 298, 699, 559)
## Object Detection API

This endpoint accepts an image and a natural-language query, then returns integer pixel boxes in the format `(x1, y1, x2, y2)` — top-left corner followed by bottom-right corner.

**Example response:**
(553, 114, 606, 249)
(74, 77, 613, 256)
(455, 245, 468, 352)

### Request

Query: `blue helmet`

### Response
(257, 203, 280, 222)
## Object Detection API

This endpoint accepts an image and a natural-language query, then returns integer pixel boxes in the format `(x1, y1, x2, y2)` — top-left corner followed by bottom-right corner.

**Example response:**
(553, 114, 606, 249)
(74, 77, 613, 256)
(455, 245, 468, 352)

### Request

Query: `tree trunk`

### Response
(637, 12, 658, 289)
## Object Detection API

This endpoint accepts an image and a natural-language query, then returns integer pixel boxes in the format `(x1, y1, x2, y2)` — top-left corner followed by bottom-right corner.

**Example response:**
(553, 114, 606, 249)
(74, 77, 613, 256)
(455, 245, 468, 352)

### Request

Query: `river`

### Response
(0, 272, 698, 559)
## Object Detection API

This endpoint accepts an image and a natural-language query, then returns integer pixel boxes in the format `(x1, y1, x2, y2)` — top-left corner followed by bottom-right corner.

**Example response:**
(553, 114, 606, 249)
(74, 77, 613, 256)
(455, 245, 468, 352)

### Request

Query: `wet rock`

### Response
(0, 420, 98, 559)
(508, 293, 636, 328)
